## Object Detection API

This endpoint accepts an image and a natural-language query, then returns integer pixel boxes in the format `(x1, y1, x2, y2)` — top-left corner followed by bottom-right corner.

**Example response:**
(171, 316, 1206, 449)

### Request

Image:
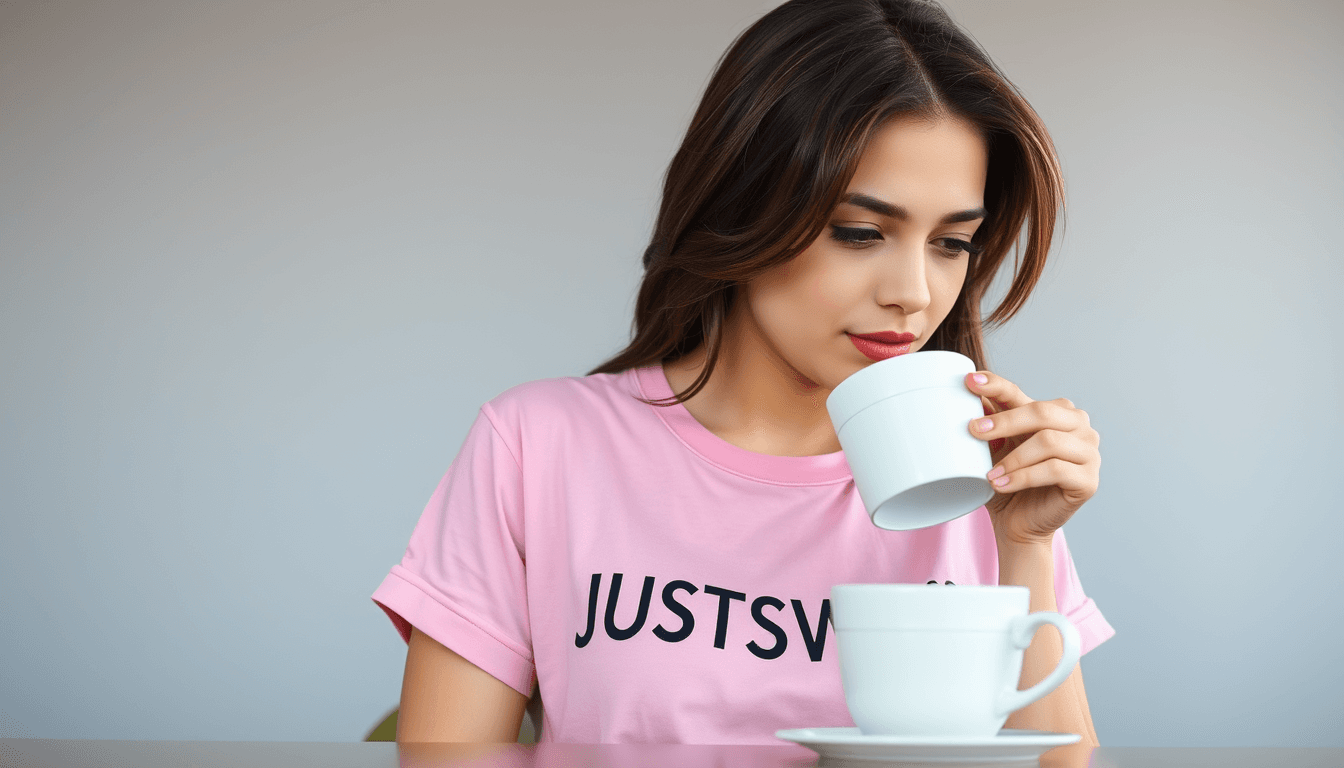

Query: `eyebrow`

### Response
(841, 192, 987, 225)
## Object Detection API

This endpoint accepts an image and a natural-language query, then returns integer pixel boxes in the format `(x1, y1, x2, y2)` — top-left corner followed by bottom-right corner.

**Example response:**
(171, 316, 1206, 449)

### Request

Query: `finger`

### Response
(985, 429, 1095, 486)
(966, 370, 1034, 412)
(969, 398, 1089, 440)
(987, 456, 1097, 498)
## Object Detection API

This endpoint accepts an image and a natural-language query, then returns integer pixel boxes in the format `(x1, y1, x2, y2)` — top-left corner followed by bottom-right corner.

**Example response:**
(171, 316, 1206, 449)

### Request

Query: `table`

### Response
(2, 739, 1341, 768)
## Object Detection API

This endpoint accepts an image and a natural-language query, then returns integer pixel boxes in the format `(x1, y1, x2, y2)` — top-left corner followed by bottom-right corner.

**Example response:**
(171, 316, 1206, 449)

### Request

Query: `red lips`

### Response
(849, 331, 916, 344)
(846, 332, 916, 362)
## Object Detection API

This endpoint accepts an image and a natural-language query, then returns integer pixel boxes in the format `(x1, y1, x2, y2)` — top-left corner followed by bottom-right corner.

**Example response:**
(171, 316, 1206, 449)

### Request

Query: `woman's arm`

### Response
(998, 540, 1100, 746)
(397, 625, 529, 742)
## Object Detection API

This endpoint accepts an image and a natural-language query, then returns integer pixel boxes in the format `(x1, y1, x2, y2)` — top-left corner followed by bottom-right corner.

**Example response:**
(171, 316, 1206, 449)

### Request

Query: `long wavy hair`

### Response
(586, 0, 1065, 406)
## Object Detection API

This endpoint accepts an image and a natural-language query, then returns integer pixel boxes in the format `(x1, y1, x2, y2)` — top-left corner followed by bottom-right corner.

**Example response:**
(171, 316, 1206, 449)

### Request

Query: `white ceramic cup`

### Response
(826, 350, 994, 530)
(830, 584, 1081, 738)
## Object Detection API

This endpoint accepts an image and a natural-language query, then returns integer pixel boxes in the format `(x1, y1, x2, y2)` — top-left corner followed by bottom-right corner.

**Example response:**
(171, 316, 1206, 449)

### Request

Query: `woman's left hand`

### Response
(964, 370, 1101, 547)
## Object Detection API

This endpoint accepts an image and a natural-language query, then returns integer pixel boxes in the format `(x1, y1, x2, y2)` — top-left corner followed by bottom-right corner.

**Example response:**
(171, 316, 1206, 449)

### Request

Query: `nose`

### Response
(873, 244, 933, 316)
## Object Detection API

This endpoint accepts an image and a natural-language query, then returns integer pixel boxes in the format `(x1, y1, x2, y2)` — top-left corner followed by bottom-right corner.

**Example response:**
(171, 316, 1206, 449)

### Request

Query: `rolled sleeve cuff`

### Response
(371, 565, 536, 698)
(1063, 596, 1116, 657)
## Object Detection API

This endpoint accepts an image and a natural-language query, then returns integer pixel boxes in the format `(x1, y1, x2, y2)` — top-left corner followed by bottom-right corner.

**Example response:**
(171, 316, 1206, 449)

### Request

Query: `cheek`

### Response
(805, 269, 852, 313)
(791, 251, 867, 316)
(931, 261, 970, 310)
(749, 252, 855, 338)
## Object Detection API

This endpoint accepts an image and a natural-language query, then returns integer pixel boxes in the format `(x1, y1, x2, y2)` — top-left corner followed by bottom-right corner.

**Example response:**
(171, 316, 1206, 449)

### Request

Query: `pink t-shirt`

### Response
(371, 364, 1115, 745)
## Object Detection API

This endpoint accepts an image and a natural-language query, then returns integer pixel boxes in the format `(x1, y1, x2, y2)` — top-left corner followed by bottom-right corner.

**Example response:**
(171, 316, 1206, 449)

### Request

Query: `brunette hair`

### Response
(586, 0, 1064, 405)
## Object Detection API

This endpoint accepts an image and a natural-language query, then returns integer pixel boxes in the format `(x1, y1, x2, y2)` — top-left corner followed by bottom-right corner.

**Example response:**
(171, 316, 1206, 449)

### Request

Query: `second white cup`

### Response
(831, 584, 1081, 738)
(826, 350, 994, 530)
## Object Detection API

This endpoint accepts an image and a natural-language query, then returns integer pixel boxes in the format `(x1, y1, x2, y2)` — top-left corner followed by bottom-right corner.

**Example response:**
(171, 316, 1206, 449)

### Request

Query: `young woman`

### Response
(373, 0, 1113, 747)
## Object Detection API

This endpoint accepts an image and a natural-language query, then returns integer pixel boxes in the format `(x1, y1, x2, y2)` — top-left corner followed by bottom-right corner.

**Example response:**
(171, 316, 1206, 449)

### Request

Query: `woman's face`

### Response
(740, 114, 989, 392)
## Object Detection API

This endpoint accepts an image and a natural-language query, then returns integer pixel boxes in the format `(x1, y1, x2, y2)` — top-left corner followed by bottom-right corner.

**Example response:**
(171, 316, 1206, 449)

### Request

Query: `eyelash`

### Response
(829, 225, 984, 259)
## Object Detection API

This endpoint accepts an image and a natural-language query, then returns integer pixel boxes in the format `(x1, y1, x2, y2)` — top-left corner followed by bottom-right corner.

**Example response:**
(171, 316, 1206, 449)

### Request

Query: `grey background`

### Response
(1, 0, 1340, 747)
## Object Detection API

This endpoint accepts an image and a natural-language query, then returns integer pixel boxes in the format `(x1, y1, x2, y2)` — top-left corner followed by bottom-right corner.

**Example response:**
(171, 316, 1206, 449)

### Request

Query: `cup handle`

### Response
(994, 611, 1082, 719)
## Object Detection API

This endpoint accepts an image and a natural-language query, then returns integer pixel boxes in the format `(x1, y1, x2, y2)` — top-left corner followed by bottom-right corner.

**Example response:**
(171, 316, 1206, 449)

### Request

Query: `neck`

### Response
(663, 301, 842, 457)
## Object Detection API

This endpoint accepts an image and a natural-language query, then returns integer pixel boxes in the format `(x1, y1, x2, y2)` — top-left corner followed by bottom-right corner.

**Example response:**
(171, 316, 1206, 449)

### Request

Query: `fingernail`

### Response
(987, 465, 1005, 480)
(976, 418, 993, 432)
(972, 373, 988, 385)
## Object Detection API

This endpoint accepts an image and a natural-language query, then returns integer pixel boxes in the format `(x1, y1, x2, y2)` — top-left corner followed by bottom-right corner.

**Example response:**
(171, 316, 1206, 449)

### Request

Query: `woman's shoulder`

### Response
(481, 366, 648, 428)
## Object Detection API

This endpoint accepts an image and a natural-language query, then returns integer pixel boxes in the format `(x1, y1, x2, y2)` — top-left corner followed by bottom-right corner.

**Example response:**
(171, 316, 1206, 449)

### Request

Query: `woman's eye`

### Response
(830, 226, 984, 260)
(936, 238, 984, 259)
(829, 226, 881, 247)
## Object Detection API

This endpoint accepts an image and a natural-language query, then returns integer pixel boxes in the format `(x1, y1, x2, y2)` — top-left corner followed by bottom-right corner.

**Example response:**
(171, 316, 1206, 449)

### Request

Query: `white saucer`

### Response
(775, 726, 1080, 764)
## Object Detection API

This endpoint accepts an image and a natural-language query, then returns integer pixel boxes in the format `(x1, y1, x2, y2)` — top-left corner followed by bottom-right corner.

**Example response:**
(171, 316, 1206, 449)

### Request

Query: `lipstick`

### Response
(847, 332, 915, 361)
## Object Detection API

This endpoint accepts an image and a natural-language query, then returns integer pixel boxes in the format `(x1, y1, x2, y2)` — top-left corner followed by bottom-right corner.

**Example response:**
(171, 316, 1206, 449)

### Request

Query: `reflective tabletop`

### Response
(2, 740, 1341, 768)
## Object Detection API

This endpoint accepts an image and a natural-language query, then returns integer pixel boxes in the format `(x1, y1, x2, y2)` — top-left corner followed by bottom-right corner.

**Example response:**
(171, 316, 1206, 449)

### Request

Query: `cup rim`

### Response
(832, 583, 1027, 592)
(826, 350, 976, 431)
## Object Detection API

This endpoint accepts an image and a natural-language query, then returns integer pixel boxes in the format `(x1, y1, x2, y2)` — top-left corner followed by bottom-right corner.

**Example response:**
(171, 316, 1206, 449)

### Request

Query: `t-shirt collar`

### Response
(631, 364, 853, 486)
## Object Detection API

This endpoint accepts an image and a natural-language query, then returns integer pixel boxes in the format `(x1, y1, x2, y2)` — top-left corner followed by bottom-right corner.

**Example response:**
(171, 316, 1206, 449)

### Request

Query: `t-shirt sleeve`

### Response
(1051, 527, 1115, 657)
(370, 404, 535, 697)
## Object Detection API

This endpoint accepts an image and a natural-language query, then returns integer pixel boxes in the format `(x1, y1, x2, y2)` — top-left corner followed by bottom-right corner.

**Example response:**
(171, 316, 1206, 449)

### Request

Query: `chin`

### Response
(813, 361, 858, 393)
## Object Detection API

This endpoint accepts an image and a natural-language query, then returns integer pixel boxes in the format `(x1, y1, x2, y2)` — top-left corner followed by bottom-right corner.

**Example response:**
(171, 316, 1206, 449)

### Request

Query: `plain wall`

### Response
(1, 0, 1340, 746)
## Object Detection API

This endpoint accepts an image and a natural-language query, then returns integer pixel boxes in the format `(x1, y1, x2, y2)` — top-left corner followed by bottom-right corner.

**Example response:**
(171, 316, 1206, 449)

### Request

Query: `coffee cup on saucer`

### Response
(829, 583, 1081, 739)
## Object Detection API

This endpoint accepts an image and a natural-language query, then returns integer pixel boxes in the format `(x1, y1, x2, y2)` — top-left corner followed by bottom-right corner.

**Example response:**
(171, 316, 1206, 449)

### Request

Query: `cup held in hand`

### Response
(827, 351, 995, 530)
